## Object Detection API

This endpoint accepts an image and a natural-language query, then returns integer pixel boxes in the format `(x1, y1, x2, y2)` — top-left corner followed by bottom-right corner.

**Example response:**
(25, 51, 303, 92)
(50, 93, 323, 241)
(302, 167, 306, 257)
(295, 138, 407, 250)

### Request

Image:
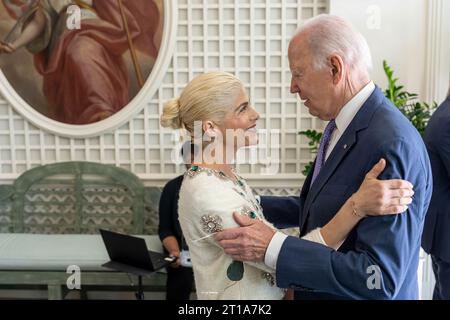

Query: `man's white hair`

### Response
(293, 14, 373, 72)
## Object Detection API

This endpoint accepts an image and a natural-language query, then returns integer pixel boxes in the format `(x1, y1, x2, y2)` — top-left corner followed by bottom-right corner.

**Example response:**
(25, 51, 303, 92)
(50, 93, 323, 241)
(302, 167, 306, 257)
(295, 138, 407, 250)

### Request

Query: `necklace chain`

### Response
(186, 165, 263, 215)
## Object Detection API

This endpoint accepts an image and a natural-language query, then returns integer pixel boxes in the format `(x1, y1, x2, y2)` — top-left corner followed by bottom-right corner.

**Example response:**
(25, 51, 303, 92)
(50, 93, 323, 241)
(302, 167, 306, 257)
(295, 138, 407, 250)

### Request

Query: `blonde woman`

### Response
(160, 72, 414, 300)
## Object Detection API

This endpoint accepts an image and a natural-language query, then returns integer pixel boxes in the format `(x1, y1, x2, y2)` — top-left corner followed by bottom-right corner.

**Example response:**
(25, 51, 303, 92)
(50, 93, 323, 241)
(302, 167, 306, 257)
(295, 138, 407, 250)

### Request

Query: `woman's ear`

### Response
(202, 121, 216, 137)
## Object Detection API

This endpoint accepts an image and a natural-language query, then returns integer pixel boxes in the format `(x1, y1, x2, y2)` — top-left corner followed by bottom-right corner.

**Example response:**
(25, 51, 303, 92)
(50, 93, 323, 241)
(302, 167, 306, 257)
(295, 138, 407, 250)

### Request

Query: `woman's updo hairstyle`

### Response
(160, 72, 243, 134)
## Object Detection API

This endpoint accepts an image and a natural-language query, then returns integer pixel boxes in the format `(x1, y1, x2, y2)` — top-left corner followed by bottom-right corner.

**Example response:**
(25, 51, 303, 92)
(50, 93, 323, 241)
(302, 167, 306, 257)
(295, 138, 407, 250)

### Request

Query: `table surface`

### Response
(0, 233, 164, 271)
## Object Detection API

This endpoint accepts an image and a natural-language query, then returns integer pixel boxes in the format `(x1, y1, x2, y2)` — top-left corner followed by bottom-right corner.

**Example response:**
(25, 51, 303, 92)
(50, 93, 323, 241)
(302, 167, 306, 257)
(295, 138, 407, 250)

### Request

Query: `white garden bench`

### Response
(0, 162, 166, 299)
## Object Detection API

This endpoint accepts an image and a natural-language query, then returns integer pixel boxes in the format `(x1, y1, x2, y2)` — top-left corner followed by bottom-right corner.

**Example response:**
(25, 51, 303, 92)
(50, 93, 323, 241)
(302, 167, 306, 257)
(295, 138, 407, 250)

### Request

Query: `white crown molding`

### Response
(0, 0, 177, 138)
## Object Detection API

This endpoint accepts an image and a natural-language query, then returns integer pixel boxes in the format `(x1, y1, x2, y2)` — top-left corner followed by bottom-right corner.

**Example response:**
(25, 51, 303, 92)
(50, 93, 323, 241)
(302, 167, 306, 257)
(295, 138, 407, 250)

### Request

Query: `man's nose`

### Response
(290, 78, 298, 93)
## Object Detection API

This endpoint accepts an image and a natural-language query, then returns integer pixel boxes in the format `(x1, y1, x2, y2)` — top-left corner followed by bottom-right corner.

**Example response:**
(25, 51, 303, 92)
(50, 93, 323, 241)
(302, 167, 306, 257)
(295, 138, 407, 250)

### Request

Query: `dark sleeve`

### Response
(158, 179, 177, 241)
(435, 116, 450, 177)
(260, 196, 302, 229)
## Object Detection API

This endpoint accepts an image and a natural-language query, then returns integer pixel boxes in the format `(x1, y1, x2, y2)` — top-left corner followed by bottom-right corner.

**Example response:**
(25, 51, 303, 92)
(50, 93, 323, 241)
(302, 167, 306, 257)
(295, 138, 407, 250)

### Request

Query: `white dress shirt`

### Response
(264, 81, 376, 270)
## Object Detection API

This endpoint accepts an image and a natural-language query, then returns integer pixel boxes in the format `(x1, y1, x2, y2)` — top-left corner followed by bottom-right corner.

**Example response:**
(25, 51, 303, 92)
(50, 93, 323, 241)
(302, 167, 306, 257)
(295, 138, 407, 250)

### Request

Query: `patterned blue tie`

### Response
(311, 120, 336, 186)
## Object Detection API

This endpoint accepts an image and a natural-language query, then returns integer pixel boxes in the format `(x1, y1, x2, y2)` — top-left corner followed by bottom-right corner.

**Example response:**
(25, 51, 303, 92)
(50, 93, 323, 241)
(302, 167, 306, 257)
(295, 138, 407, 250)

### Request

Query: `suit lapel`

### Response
(300, 132, 356, 230)
(300, 87, 385, 231)
(301, 160, 314, 197)
(297, 158, 314, 230)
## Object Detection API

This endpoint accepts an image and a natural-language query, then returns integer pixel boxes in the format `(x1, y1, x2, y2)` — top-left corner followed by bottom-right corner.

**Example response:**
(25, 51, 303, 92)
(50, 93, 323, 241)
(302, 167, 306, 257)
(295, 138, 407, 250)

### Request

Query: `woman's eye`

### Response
(239, 106, 247, 113)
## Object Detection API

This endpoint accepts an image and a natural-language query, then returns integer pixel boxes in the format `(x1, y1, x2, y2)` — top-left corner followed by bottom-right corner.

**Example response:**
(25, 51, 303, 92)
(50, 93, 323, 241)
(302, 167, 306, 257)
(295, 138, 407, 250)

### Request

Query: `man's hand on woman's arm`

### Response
(214, 158, 414, 261)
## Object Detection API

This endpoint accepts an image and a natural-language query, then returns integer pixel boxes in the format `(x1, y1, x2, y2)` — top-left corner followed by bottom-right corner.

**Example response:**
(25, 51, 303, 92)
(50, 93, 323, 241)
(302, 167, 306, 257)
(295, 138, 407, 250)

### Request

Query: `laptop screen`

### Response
(100, 229, 155, 270)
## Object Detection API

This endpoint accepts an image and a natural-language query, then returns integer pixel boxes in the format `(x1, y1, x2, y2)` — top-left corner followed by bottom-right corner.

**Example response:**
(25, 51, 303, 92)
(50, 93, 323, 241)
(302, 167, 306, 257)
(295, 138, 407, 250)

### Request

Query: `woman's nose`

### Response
(250, 107, 260, 121)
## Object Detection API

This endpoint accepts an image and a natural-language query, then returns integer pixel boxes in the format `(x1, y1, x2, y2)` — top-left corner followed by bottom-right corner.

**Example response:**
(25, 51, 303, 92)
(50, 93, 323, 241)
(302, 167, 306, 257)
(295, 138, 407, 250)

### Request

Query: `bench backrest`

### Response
(0, 162, 161, 235)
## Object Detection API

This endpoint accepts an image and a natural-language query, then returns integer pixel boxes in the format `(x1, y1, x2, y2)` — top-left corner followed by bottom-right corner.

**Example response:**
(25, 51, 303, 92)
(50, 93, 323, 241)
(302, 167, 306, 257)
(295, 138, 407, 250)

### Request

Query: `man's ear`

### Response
(329, 55, 344, 84)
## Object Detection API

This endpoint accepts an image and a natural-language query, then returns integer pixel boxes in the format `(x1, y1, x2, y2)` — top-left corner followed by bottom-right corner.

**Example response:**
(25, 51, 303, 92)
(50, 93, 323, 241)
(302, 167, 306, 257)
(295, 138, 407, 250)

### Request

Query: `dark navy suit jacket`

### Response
(261, 87, 432, 299)
(422, 95, 450, 263)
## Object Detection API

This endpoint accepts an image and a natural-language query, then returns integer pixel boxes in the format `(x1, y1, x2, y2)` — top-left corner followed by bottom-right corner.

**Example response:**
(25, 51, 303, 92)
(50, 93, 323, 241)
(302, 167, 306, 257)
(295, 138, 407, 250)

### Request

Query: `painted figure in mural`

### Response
(0, 0, 161, 124)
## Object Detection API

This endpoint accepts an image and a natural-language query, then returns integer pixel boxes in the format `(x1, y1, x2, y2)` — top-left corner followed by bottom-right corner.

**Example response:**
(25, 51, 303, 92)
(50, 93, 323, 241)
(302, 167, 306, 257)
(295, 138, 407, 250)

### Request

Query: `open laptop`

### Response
(100, 229, 175, 276)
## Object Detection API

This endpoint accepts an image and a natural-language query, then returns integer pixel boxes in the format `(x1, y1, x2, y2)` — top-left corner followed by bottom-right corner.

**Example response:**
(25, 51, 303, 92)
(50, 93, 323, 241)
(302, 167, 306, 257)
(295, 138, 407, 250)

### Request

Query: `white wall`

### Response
(330, 0, 450, 104)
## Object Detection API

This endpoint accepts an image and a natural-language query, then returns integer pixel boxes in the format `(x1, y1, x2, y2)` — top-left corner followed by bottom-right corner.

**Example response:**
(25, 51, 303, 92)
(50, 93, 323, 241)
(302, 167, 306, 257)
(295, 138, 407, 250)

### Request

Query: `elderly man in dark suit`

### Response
(215, 14, 433, 300)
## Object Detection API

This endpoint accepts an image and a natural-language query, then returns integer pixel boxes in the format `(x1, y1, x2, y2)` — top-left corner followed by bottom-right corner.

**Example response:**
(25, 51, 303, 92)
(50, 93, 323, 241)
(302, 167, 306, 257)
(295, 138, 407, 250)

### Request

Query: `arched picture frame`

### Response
(0, 0, 177, 137)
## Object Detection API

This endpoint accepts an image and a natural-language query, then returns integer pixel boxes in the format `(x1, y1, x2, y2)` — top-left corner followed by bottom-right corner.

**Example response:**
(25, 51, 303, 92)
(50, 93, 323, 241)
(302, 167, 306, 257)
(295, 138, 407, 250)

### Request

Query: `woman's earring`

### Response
(207, 129, 216, 142)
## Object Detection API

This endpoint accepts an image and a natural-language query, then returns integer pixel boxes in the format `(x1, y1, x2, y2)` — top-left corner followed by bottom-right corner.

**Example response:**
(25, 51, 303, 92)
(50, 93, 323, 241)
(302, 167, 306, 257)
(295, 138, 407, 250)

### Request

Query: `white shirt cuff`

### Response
(301, 228, 327, 246)
(264, 231, 288, 270)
